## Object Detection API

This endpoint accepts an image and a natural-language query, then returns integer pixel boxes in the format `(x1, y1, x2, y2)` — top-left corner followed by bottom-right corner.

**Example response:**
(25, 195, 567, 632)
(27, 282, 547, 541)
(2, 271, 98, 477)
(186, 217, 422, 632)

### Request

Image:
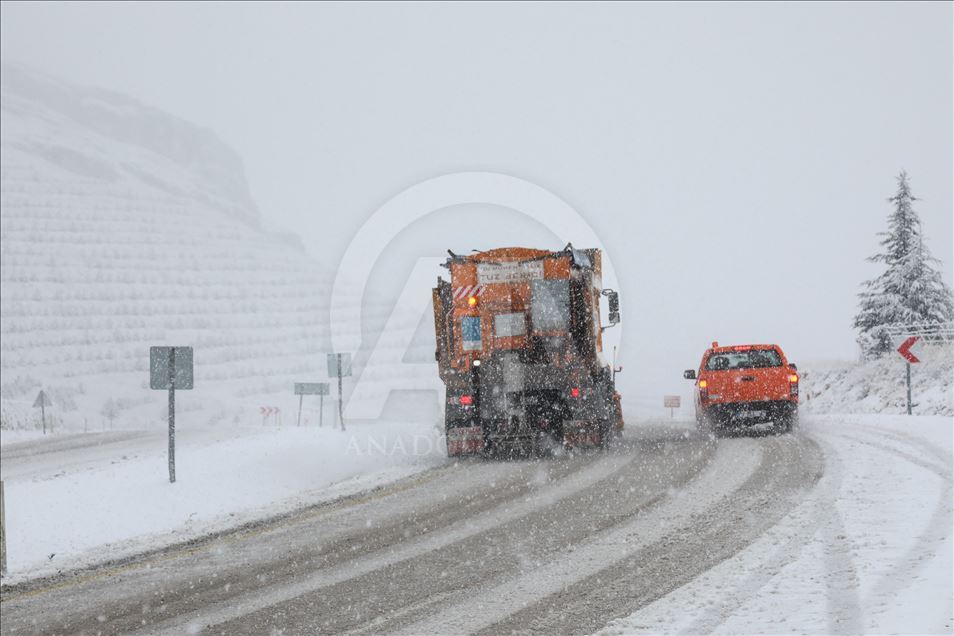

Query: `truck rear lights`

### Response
(467, 296, 478, 307)
(472, 359, 481, 367)
(570, 387, 580, 398)
(698, 380, 708, 389)
(459, 395, 474, 405)
(788, 374, 798, 383)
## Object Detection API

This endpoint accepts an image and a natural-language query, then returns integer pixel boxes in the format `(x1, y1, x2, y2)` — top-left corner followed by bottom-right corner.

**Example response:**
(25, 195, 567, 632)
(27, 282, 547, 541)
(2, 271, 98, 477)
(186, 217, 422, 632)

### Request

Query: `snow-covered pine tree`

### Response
(854, 171, 954, 357)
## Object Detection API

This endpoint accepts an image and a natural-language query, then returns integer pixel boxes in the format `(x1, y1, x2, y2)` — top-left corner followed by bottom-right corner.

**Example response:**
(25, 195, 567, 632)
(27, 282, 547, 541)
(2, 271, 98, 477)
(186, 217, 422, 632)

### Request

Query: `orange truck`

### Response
(683, 342, 799, 434)
(432, 245, 624, 456)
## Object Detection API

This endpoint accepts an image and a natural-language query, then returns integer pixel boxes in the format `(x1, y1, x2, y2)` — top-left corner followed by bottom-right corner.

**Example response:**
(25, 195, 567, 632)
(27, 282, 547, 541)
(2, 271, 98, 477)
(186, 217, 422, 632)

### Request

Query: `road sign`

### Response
(150, 346, 194, 484)
(32, 390, 52, 408)
(150, 347, 194, 390)
(896, 336, 921, 364)
(33, 390, 52, 435)
(663, 395, 681, 408)
(294, 383, 330, 427)
(295, 382, 329, 396)
(327, 353, 352, 378)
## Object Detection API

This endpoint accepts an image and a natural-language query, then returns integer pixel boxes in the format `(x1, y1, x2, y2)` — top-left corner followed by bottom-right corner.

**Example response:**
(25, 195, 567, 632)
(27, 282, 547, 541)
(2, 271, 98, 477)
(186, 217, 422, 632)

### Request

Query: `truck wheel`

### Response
(785, 408, 799, 433)
(775, 407, 797, 435)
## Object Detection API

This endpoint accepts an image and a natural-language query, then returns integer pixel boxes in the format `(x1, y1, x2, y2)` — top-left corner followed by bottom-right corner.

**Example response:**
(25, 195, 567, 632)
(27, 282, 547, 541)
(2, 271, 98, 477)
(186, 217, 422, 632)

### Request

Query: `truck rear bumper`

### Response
(702, 400, 796, 426)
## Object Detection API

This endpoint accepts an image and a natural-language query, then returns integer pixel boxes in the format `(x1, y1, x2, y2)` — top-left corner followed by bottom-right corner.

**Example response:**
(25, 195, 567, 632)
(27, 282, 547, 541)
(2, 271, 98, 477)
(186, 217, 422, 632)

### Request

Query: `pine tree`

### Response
(854, 171, 954, 357)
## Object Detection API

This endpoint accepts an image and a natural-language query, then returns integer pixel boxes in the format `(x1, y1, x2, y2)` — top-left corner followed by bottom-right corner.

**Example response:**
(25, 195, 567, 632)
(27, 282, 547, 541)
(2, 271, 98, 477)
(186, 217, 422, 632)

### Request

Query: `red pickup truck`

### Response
(684, 342, 798, 435)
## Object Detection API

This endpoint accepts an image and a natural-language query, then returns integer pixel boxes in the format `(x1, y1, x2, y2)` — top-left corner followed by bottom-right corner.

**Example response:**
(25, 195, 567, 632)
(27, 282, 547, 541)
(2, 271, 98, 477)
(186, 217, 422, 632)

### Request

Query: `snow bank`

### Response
(801, 343, 953, 416)
(0, 420, 446, 582)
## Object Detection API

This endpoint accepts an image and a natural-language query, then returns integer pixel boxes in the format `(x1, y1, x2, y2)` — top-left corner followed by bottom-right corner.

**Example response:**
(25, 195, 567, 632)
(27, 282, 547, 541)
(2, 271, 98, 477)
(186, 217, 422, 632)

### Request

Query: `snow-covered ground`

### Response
(597, 413, 954, 635)
(0, 419, 445, 582)
(801, 343, 953, 416)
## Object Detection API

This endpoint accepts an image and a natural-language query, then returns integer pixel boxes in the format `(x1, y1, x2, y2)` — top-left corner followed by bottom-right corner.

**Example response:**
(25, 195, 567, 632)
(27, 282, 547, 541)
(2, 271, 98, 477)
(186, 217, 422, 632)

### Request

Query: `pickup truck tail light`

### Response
(698, 379, 708, 400)
(788, 374, 799, 396)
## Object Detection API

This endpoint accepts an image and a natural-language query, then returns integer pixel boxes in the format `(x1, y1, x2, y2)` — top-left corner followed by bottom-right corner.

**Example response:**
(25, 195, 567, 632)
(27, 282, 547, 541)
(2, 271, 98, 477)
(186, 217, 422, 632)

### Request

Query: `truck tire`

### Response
(775, 406, 798, 435)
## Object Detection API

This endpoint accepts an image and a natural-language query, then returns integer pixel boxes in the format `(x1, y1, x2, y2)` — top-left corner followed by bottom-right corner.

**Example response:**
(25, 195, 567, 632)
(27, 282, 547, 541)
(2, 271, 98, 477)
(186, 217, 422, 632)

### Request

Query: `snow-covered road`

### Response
(0, 415, 950, 635)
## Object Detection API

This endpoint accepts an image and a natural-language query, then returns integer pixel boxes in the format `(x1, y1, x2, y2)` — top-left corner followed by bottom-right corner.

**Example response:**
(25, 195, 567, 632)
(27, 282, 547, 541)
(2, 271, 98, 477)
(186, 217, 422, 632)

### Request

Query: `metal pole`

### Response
(41, 401, 46, 435)
(906, 362, 912, 415)
(168, 348, 176, 484)
(297, 394, 303, 427)
(319, 394, 324, 428)
(337, 354, 345, 431)
(1, 480, 7, 576)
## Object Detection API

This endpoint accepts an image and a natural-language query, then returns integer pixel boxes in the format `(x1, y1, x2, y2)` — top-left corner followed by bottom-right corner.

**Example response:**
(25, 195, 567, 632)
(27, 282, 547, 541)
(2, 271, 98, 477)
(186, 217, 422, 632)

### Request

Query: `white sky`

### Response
(2, 2, 951, 402)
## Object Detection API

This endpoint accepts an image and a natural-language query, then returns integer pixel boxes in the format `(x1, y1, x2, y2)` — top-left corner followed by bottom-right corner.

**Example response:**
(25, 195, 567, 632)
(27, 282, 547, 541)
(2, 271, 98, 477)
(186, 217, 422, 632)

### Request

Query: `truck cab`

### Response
(684, 342, 798, 435)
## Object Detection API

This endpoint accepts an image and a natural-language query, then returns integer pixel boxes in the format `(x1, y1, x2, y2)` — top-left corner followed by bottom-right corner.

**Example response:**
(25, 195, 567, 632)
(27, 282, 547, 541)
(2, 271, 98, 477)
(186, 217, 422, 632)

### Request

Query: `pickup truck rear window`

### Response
(706, 349, 782, 370)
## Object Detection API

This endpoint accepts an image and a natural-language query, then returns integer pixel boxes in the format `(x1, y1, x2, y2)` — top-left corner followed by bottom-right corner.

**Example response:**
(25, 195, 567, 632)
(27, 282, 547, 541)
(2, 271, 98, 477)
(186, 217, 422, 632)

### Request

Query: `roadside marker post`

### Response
(327, 353, 352, 432)
(294, 383, 330, 428)
(150, 346, 194, 483)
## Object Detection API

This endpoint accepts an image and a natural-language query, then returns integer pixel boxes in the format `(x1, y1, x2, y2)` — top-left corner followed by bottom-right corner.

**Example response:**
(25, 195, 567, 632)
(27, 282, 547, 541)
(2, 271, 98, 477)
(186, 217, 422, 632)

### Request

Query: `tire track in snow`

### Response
(808, 433, 865, 635)
(825, 428, 952, 621)
(145, 444, 647, 635)
(0, 452, 599, 632)
(494, 434, 823, 636)
(400, 439, 764, 635)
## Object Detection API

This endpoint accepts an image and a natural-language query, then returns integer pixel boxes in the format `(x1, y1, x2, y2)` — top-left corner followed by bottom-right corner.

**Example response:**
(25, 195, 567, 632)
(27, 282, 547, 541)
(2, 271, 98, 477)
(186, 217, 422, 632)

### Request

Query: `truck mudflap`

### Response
(446, 426, 485, 456)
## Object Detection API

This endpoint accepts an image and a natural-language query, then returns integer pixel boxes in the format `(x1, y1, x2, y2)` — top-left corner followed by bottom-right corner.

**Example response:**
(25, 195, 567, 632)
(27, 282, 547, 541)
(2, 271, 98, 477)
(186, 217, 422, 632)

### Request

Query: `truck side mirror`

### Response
(684, 369, 696, 380)
(789, 363, 797, 371)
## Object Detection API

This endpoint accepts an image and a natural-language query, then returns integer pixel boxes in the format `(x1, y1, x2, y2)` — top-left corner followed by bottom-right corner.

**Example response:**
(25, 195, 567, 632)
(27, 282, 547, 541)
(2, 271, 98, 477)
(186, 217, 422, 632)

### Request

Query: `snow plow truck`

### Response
(432, 245, 624, 457)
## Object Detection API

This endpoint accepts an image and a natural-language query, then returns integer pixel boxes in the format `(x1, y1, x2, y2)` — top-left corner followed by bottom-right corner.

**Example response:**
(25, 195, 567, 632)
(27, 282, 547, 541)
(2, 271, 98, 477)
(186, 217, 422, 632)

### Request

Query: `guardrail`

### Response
(884, 321, 954, 341)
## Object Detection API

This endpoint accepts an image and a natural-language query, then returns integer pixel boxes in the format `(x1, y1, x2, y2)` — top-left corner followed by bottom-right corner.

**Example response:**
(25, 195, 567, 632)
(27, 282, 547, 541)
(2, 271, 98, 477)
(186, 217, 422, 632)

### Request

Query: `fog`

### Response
(2, 2, 951, 405)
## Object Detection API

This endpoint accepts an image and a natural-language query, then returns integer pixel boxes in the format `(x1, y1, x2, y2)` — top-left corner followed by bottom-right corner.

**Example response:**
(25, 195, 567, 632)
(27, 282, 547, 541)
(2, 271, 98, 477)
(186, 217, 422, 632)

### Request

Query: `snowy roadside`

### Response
(595, 413, 954, 635)
(0, 420, 446, 584)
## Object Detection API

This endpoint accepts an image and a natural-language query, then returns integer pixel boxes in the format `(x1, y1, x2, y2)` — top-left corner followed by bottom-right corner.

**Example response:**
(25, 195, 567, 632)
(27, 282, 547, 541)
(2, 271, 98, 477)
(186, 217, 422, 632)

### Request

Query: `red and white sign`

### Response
(896, 336, 921, 364)
(664, 395, 681, 408)
(260, 406, 281, 416)
(452, 285, 485, 300)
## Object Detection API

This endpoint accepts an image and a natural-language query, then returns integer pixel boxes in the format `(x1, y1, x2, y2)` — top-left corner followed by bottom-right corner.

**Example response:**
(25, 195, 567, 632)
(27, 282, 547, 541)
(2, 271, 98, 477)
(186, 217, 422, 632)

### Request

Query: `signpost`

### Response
(1, 481, 6, 577)
(664, 395, 680, 418)
(327, 353, 352, 431)
(294, 382, 330, 427)
(150, 346, 194, 483)
(33, 390, 52, 434)
(895, 336, 921, 415)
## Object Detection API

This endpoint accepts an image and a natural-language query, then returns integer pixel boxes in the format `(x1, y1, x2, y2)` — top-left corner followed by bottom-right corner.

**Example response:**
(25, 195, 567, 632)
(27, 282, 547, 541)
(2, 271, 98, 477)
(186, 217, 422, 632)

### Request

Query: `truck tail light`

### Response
(698, 379, 708, 400)
(788, 374, 799, 397)
(468, 296, 478, 307)
(788, 374, 798, 383)
(570, 387, 580, 398)
(459, 395, 474, 405)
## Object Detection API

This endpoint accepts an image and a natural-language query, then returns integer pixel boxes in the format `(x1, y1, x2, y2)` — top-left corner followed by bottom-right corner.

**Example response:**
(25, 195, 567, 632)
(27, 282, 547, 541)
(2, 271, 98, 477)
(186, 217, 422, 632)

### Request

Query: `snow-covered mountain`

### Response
(0, 64, 341, 429)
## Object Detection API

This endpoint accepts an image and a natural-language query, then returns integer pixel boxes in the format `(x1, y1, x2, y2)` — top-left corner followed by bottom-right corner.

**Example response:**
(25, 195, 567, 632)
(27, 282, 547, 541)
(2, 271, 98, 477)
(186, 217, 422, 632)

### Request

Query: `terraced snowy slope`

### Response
(0, 64, 375, 429)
